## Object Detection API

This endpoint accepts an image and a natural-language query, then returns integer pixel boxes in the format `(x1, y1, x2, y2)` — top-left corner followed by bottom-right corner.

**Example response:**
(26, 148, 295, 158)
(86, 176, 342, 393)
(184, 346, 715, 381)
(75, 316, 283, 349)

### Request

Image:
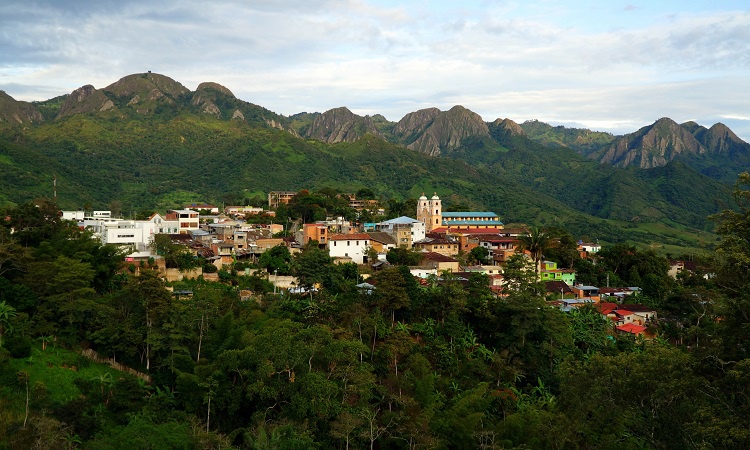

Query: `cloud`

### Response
(0, 1, 748, 141)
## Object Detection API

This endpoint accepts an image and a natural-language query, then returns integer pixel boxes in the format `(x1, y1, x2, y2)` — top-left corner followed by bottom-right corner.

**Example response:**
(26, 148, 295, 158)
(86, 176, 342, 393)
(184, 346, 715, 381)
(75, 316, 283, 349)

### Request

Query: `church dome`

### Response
(419, 193, 428, 201)
(431, 192, 440, 200)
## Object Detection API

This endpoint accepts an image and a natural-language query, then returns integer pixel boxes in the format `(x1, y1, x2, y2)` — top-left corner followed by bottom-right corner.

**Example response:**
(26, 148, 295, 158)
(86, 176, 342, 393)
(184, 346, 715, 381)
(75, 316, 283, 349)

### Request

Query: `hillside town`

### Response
(58, 191, 674, 338)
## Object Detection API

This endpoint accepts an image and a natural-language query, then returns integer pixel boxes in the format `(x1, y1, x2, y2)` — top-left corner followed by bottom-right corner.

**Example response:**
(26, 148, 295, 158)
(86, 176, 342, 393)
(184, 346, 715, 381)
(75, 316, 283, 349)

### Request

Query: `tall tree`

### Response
(516, 227, 554, 278)
(0, 301, 16, 347)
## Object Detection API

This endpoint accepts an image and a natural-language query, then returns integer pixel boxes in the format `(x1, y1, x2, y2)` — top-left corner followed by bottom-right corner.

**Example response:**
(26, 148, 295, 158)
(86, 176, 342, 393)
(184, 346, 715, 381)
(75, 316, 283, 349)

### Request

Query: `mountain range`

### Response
(0, 72, 745, 250)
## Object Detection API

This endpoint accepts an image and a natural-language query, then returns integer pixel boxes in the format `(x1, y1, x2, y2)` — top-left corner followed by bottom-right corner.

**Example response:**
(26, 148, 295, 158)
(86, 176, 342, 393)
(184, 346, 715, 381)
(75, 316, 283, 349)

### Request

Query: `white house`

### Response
(327, 233, 371, 264)
(166, 209, 200, 234)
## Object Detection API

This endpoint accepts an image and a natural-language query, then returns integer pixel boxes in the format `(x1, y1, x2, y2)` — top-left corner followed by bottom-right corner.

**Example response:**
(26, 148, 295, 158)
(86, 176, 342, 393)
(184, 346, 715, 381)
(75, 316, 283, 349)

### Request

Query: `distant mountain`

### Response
(0, 91, 44, 124)
(393, 105, 491, 156)
(585, 118, 750, 182)
(302, 107, 383, 143)
(520, 120, 615, 154)
(0, 71, 740, 249)
(591, 118, 706, 168)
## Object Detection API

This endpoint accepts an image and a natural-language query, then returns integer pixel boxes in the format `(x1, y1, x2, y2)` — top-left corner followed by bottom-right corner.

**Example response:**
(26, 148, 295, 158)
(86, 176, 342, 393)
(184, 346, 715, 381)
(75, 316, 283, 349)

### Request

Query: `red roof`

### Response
(616, 323, 647, 334)
(614, 309, 634, 317)
(419, 251, 458, 263)
(328, 233, 371, 241)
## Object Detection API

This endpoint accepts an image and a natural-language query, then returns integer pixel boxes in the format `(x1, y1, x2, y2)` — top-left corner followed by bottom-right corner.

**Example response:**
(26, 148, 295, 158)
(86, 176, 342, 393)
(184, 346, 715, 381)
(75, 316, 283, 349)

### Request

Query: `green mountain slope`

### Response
(0, 72, 737, 250)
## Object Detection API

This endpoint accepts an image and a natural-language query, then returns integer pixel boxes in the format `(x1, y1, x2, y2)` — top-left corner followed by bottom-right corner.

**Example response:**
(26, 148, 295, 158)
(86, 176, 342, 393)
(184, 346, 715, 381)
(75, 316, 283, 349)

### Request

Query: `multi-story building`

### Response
(302, 223, 328, 246)
(376, 216, 426, 248)
(166, 209, 200, 234)
(268, 191, 297, 209)
(539, 261, 576, 284)
(416, 193, 503, 232)
(327, 233, 371, 264)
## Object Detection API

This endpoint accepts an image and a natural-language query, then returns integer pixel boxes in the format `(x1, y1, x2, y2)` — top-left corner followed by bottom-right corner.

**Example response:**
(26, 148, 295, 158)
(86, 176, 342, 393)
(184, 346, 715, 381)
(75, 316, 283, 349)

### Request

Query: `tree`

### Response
(386, 247, 422, 266)
(469, 246, 490, 265)
(372, 267, 410, 325)
(516, 227, 554, 277)
(292, 245, 334, 290)
(709, 171, 750, 361)
(258, 244, 292, 275)
(0, 301, 16, 347)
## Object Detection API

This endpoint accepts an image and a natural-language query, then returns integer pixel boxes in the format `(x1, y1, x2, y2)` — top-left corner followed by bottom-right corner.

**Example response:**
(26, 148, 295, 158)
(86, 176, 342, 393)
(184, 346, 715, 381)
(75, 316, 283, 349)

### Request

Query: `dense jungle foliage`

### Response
(1, 174, 750, 449)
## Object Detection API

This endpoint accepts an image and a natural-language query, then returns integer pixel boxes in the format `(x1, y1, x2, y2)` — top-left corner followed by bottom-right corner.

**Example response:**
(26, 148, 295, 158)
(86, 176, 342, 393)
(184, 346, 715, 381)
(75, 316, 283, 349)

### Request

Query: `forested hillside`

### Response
(0, 71, 742, 252)
(2, 175, 750, 448)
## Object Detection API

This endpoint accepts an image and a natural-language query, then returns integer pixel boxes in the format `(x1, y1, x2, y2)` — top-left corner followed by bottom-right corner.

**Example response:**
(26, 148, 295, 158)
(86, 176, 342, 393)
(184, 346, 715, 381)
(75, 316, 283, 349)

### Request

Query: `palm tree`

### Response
(516, 227, 554, 279)
(0, 301, 16, 347)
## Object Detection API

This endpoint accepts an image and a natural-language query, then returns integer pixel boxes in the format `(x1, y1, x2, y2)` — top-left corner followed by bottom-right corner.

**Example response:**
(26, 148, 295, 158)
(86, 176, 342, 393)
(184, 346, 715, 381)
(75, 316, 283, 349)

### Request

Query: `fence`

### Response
(80, 348, 152, 384)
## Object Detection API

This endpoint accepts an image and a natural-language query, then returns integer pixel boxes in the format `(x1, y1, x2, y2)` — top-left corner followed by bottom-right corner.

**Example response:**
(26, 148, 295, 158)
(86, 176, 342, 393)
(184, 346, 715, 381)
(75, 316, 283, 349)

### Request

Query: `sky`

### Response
(1, 0, 749, 139)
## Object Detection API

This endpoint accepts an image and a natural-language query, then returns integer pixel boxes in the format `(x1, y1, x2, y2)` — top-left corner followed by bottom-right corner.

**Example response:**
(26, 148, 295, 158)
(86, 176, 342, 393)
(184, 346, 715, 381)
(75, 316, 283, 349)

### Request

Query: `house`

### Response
(302, 223, 328, 247)
(417, 251, 460, 273)
(476, 235, 518, 264)
(166, 209, 200, 234)
(412, 235, 459, 256)
(545, 280, 574, 299)
(599, 287, 640, 301)
(327, 233, 371, 264)
(366, 232, 397, 256)
(185, 203, 219, 214)
(616, 323, 648, 336)
(620, 304, 658, 325)
(540, 261, 576, 284)
(571, 284, 600, 301)
(668, 260, 699, 279)
(578, 241, 601, 259)
(376, 216, 426, 248)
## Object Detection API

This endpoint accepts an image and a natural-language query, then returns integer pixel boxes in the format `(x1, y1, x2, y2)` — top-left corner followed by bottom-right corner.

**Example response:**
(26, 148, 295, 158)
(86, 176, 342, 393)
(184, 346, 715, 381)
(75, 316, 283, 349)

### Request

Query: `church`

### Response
(416, 193, 503, 232)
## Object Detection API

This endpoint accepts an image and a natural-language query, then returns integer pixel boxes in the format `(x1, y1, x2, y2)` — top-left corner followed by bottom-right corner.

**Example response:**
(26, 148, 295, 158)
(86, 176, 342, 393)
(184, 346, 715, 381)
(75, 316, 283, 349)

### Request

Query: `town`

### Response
(60, 190, 678, 339)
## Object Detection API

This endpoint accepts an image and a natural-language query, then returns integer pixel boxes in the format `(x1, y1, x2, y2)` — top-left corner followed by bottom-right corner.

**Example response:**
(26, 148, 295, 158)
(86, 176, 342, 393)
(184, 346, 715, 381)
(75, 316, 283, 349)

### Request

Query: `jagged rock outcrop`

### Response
(191, 94, 221, 116)
(696, 123, 746, 153)
(594, 118, 706, 168)
(491, 118, 526, 137)
(56, 85, 116, 119)
(304, 107, 382, 143)
(395, 106, 489, 156)
(191, 82, 236, 117)
(0, 91, 44, 124)
(393, 107, 441, 141)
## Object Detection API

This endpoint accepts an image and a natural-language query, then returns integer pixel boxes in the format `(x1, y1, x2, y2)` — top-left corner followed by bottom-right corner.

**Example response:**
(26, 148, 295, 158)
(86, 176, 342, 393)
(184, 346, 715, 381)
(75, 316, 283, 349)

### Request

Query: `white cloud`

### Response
(0, 1, 749, 141)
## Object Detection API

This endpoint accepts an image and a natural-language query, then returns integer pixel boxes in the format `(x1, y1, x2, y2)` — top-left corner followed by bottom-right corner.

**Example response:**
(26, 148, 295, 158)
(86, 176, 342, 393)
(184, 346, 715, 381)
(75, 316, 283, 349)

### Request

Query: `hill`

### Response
(0, 72, 738, 249)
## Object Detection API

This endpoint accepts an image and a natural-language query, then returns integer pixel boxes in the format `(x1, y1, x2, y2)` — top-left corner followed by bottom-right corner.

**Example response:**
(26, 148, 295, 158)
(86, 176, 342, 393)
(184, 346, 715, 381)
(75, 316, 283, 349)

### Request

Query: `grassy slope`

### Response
(2, 344, 131, 414)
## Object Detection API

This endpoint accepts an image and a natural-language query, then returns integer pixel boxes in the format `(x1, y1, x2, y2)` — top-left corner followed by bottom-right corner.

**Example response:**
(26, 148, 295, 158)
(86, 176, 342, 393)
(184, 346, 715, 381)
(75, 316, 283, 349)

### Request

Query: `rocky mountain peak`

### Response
(0, 91, 44, 124)
(196, 82, 235, 98)
(105, 72, 189, 100)
(396, 106, 489, 156)
(491, 118, 526, 136)
(56, 84, 115, 119)
(594, 117, 706, 168)
(304, 107, 383, 144)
